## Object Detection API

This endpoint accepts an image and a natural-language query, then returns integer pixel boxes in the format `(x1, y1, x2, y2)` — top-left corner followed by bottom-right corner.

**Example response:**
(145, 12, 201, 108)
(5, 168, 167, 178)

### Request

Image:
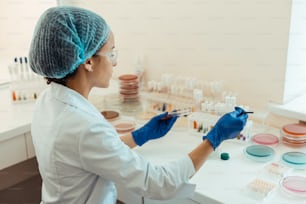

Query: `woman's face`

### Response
(90, 31, 117, 88)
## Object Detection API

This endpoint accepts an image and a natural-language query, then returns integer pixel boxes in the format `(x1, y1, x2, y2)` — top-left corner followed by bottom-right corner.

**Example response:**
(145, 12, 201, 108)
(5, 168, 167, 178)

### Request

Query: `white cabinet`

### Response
(0, 134, 27, 170)
(25, 132, 35, 158)
(116, 187, 200, 204)
(144, 198, 199, 204)
(0, 131, 36, 170)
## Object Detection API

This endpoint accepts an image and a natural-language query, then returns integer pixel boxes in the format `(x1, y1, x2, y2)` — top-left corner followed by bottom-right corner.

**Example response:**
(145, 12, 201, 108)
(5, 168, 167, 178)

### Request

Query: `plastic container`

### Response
(281, 152, 306, 169)
(263, 162, 289, 181)
(246, 178, 276, 201)
(280, 176, 306, 198)
(244, 145, 275, 162)
(251, 133, 279, 146)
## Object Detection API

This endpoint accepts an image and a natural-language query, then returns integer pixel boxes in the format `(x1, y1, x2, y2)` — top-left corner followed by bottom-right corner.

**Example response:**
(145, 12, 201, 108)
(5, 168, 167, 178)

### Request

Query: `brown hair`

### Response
(45, 69, 77, 86)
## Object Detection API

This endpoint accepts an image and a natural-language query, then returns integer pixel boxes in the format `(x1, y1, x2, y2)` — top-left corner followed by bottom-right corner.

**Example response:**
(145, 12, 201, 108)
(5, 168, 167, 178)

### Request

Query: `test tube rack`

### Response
(145, 73, 251, 116)
(141, 91, 194, 113)
(8, 57, 46, 103)
(187, 111, 253, 142)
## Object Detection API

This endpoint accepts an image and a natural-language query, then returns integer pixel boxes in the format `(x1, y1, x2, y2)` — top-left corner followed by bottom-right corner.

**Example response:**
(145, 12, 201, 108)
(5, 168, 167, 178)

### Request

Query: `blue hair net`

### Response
(29, 6, 110, 78)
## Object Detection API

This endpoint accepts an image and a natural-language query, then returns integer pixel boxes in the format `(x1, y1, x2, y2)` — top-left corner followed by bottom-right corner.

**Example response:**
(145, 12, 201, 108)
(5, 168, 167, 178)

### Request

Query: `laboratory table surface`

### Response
(0, 86, 34, 141)
(1, 84, 306, 204)
(134, 126, 306, 204)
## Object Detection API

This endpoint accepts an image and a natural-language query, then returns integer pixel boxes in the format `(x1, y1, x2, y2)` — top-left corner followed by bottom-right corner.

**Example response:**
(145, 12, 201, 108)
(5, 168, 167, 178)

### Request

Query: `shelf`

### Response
(269, 93, 306, 122)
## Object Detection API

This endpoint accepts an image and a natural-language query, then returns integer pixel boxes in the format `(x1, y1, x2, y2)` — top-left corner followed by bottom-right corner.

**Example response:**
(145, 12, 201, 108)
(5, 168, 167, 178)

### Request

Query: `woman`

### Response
(29, 6, 248, 204)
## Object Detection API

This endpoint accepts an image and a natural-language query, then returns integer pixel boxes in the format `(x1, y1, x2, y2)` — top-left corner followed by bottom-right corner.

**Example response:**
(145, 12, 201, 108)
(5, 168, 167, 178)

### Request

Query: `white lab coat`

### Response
(31, 83, 196, 204)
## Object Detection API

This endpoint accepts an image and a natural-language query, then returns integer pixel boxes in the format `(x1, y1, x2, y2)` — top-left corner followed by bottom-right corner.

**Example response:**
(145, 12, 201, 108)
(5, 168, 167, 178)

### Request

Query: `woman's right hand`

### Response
(202, 107, 248, 150)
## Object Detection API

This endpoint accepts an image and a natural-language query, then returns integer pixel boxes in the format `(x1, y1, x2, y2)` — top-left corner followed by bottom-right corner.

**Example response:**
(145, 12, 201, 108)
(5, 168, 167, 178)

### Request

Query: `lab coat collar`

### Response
(50, 82, 100, 117)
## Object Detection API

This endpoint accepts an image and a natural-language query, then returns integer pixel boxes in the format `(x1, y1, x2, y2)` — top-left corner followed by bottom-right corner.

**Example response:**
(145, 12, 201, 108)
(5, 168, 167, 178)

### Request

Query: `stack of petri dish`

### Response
(281, 123, 306, 147)
(118, 74, 139, 102)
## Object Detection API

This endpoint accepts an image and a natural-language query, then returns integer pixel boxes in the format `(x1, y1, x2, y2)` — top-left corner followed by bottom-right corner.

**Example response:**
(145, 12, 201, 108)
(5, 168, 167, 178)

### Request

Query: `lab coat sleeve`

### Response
(78, 120, 196, 200)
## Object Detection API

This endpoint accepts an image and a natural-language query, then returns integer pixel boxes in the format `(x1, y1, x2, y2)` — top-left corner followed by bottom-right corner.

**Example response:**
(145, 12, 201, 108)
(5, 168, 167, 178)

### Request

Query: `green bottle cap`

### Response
(221, 152, 230, 160)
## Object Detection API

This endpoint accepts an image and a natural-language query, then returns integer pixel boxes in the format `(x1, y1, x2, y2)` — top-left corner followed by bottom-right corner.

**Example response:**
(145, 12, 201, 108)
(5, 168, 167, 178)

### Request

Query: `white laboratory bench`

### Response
(0, 85, 35, 169)
(1, 84, 305, 204)
(131, 129, 306, 204)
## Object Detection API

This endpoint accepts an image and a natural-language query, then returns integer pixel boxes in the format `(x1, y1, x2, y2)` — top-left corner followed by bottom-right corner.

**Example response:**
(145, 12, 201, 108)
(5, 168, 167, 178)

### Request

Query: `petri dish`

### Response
(251, 133, 279, 146)
(101, 110, 120, 121)
(112, 119, 136, 134)
(120, 88, 138, 94)
(119, 74, 138, 81)
(282, 123, 306, 136)
(120, 90, 139, 95)
(280, 126, 306, 147)
(282, 133, 306, 141)
(120, 83, 138, 89)
(281, 134, 306, 147)
(120, 94, 139, 102)
(244, 145, 275, 162)
(280, 176, 306, 198)
(282, 152, 306, 169)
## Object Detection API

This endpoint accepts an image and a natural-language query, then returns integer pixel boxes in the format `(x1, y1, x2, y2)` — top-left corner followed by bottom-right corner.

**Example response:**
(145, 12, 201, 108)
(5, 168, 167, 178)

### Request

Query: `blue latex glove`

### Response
(132, 112, 178, 146)
(203, 107, 248, 150)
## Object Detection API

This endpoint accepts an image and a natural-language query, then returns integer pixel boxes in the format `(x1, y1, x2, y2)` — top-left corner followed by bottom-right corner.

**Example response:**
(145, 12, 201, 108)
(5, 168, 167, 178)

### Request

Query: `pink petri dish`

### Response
(280, 176, 306, 198)
(281, 124, 306, 147)
(120, 82, 138, 89)
(282, 140, 306, 148)
(118, 74, 138, 81)
(120, 89, 138, 95)
(251, 133, 279, 146)
(113, 119, 136, 134)
(281, 133, 306, 147)
(120, 85, 138, 89)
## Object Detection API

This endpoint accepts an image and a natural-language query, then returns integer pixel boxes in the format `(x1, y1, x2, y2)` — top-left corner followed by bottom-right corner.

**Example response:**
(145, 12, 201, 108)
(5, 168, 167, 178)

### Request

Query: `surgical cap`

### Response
(29, 6, 110, 78)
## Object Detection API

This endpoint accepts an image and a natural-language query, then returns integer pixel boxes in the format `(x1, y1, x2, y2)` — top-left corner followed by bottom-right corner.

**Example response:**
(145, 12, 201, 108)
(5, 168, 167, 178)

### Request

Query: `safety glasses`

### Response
(95, 49, 118, 64)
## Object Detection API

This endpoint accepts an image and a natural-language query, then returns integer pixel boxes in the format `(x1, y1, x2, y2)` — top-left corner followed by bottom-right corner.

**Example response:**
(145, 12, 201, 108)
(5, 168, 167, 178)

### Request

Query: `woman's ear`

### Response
(84, 59, 93, 72)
